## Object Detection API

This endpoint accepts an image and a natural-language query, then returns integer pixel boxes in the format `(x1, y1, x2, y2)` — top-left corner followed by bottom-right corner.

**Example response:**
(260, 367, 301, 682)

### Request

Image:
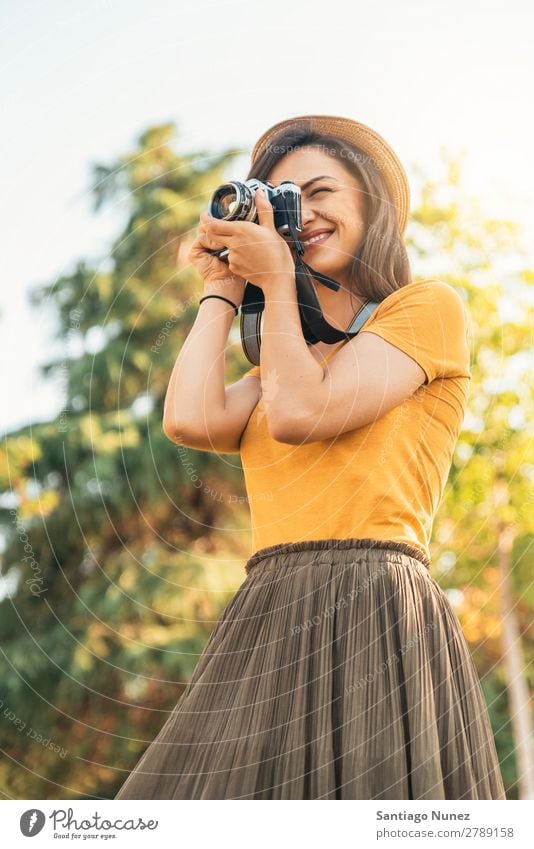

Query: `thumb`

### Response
(255, 188, 276, 229)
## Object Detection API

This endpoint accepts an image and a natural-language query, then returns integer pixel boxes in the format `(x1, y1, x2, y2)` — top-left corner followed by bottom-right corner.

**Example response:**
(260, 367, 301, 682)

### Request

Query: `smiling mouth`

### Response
(302, 231, 334, 250)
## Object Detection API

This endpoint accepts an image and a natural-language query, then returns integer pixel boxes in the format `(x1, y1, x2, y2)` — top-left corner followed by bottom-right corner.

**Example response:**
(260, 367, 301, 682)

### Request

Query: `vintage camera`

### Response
(206, 178, 302, 260)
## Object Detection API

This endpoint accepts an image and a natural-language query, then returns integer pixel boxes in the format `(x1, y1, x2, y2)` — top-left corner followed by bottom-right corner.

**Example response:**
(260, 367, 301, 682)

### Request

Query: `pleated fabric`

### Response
(115, 538, 506, 800)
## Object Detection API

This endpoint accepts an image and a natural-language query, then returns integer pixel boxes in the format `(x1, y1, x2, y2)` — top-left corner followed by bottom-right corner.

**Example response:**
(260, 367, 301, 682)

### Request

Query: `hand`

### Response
(201, 189, 296, 292)
(188, 222, 247, 307)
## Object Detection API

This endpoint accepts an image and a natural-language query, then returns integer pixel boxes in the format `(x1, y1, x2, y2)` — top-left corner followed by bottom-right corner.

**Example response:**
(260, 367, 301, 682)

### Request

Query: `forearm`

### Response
(260, 275, 326, 430)
(163, 296, 235, 433)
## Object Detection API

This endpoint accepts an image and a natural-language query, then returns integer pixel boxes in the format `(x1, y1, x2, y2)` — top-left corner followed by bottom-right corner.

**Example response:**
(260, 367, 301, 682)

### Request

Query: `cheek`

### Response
(311, 198, 365, 252)
(332, 204, 365, 242)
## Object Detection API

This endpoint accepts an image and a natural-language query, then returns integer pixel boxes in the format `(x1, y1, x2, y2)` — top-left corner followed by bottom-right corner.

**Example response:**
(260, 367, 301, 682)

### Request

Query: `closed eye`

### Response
(309, 187, 333, 197)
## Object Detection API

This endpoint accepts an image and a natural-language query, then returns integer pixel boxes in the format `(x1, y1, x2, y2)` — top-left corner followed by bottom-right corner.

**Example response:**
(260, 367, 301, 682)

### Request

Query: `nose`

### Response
(300, 198, 317, 227)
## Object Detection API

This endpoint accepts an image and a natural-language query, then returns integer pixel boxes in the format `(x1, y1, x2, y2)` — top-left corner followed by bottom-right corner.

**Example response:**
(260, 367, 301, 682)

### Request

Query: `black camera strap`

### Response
(240, 216, 380, 365)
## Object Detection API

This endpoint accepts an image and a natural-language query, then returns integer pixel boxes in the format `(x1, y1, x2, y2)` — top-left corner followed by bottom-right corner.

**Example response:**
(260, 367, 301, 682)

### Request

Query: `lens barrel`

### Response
(209, 182, 257, 221)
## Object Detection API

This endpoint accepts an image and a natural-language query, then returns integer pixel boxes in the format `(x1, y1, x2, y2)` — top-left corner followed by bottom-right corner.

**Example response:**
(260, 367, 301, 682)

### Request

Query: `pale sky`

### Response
(2, 0, 533, 433)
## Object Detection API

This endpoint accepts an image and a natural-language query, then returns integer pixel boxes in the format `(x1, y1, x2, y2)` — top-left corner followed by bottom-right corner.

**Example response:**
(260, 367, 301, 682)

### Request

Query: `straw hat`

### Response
(251, 114, 410, 234)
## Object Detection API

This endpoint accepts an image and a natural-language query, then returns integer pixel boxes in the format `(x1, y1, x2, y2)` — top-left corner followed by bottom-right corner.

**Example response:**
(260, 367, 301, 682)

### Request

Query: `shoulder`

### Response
(359, 278, 472, 383)
(364, 278, 470, 328)
(375, 278, 467, 311)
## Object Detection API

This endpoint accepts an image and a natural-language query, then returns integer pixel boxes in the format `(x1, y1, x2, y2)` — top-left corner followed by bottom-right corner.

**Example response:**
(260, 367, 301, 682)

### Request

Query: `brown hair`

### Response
(246, 128, 412, 303)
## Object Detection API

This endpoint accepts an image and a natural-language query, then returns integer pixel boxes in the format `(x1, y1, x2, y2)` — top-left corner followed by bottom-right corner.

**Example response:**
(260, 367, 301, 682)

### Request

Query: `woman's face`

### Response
(266, 146, 366, 285)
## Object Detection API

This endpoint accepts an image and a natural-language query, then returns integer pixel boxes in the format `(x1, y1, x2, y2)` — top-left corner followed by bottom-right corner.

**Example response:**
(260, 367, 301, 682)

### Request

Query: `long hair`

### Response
(246, 128, 412, 303)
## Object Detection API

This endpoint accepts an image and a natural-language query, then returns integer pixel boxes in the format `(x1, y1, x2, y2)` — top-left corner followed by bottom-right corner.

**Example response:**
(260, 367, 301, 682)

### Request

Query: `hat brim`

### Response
(251, 114, 410, 235)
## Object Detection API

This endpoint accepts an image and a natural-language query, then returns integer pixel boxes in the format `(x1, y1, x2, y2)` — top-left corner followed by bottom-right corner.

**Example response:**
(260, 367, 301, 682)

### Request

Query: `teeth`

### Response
(303, 232, 332, 245)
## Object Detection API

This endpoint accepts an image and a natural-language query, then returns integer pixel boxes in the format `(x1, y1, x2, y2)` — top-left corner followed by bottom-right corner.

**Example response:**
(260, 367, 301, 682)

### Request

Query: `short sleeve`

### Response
(242, 365, 261, 380)
(358, 279, 472, 384)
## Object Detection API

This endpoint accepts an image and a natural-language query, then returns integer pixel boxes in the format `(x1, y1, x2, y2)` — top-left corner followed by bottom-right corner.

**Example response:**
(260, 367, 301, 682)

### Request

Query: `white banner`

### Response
(1, 799, 530, 848)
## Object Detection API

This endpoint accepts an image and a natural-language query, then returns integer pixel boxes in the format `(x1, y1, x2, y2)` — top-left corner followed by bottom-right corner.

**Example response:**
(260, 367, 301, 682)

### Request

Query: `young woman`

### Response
(115, 115, 506, 800)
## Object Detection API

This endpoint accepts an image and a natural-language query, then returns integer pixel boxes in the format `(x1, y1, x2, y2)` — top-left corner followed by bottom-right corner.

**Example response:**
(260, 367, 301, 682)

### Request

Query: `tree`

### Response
(0, 122, 253, 799)
(408, 152, 534, 799)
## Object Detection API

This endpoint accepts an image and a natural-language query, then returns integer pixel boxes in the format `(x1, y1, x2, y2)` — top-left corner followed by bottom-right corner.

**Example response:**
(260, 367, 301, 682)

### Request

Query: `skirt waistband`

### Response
(244, 537, 431, 576)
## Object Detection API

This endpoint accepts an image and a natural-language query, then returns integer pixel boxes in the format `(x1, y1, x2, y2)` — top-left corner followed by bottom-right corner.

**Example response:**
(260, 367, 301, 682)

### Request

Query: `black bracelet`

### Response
(198, 294, 239, 316)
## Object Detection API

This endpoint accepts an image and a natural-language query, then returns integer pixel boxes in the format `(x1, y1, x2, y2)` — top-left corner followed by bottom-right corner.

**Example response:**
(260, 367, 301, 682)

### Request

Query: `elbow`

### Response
(163, 394, 193, 442)
(162, 415, 197, 446)
(266, 406, 307, 445)
(162, 416, 184, 444)
(163, 399, 202, 444)
(265, 386, 321, 443)
(163, 401, 180, 442)
(163, 415, 224, 451)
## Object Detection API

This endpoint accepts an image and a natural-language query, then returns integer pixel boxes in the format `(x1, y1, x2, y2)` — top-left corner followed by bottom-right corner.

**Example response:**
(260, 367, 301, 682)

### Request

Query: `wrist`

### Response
(202, 279, 243, 309)
(202, 274, 244, 296)
(263, 270, 296, 302)
(198, 293, 238, 317)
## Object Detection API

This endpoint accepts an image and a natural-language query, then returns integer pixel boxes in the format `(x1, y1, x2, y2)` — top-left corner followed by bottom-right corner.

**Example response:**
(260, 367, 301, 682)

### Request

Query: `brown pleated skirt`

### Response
(114, 538, 506, 800)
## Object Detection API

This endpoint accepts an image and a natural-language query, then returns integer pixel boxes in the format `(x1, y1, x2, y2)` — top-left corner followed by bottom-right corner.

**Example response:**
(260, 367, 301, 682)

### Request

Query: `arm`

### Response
(258, 275, 426, 444)
(163, 296, 262, 453)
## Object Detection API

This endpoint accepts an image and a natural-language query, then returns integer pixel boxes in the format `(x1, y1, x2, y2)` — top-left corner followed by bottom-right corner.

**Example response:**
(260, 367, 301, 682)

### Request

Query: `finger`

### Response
(197, 231, 226, 251)
(254, 188, 275, 229)
(203, 217, 242, 237)
(198, 222, 213, 236)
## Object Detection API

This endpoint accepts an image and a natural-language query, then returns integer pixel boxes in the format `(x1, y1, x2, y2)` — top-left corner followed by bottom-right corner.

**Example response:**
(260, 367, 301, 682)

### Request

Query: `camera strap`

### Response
(240, 218, 380, 365)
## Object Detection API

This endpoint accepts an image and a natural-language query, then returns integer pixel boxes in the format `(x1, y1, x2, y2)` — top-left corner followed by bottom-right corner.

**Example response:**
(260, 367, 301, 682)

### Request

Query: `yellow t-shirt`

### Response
(238, 278, 472, 561)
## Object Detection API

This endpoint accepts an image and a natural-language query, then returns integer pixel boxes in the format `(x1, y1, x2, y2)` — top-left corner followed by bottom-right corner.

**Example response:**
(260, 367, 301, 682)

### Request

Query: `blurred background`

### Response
(0, 0, 532, 800)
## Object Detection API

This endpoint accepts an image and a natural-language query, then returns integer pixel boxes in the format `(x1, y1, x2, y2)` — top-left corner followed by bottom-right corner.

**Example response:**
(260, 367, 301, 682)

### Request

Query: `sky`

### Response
(2, 0, 533, 434)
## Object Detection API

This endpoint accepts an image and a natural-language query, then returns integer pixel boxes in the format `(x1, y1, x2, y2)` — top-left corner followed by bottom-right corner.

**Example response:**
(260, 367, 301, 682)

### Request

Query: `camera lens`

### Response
(209, 182, 256, 221)
(211, 185, 239, 218)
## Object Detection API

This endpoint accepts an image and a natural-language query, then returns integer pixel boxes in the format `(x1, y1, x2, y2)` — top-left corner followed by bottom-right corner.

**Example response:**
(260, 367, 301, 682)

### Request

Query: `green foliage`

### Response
(0, 121, 250, 799)
(408, 152, 534, 799)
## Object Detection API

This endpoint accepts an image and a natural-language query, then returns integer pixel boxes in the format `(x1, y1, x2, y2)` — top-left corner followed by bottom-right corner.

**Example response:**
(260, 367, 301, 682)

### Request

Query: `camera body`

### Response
(207, 179, 302, 260)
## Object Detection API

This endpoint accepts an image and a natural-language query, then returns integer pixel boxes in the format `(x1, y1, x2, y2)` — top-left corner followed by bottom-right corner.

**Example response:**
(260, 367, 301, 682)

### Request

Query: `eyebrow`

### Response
(274, 175, 339, 191)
